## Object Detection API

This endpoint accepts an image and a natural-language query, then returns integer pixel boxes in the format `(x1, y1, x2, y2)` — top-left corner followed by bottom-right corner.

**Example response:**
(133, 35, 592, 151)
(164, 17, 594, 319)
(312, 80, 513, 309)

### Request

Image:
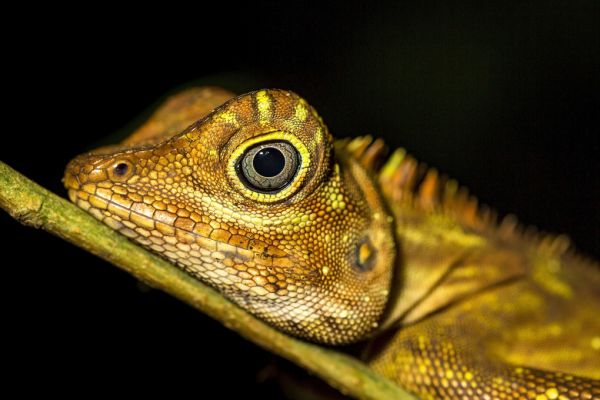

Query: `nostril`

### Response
(108, 160, 135, 181)
(113, 162, 129, 176)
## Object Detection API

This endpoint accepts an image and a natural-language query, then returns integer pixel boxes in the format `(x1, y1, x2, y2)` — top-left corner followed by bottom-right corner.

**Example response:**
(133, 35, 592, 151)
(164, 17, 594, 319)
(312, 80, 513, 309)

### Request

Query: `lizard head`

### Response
(64, 89, 396, 345)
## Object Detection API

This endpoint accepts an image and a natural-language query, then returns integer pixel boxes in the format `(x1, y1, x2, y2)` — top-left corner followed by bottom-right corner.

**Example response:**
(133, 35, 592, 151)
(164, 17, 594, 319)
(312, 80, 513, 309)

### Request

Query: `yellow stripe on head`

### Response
(256, 90, 272, 122)
(294, 99, 308, 122)
(213, 111, 240, 127)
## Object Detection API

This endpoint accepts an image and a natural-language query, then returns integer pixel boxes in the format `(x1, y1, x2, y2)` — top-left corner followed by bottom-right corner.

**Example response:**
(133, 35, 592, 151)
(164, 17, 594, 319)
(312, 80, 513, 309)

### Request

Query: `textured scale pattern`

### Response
(369, 281, 599, 399)
(65, 87, 600, 399)
(65, 88, 396, 345)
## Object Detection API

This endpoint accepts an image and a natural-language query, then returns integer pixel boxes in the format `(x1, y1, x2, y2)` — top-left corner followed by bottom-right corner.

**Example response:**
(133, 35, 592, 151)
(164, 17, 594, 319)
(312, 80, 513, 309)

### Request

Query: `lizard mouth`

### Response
(64, 167, 301, 300)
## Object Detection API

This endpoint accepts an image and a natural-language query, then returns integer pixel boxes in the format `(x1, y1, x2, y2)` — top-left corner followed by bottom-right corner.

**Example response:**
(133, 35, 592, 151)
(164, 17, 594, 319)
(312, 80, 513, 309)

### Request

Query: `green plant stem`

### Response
(0, 160, 414, 400)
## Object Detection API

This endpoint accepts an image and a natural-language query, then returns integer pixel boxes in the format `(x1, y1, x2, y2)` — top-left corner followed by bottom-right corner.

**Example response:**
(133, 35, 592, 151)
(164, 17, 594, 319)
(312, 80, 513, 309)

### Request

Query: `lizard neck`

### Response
(334, 138, 572, 333)
(378, 205, 529, 330)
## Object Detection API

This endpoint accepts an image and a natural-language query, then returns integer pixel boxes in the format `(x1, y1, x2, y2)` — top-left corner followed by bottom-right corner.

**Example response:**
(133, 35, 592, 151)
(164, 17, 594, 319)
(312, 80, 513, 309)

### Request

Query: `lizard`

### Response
(64, 87, 600, 400)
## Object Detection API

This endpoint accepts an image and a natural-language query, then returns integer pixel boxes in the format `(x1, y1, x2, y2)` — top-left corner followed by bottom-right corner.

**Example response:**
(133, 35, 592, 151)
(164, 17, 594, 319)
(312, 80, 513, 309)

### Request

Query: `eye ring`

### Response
(227, 131, 311, 203)
(236, 141, 299, 193)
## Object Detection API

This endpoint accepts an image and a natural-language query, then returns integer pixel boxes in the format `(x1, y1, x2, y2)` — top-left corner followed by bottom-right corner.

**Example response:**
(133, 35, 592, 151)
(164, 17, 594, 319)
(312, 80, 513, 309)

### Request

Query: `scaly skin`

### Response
(65, 87, 600, 399)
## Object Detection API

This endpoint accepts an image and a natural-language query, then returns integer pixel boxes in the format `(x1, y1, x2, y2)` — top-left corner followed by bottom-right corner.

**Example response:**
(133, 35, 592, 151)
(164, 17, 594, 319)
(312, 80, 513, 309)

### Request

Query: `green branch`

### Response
(0, 160, 414, 400)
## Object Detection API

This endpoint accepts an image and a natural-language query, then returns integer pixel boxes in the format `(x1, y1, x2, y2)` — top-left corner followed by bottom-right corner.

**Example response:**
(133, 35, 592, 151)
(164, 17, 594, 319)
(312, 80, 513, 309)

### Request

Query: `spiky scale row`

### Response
(339, 135, 586, 261)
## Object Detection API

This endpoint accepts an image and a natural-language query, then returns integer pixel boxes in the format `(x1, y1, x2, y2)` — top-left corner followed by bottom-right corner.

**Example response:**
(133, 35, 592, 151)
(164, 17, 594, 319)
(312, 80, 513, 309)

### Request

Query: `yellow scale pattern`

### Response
(369, 282, 599, 399)
(65, 89, 396, 345)
(65, 87, 600, 399)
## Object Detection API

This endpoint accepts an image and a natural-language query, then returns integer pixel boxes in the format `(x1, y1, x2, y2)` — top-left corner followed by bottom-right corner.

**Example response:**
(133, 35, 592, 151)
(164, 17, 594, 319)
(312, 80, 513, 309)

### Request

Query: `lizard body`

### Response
(64, 87, 600, 399)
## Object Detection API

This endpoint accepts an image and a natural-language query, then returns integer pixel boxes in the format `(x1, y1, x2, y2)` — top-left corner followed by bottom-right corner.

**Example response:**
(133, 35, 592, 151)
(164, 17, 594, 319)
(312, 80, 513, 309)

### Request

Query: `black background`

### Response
(2, 2, 598, 398)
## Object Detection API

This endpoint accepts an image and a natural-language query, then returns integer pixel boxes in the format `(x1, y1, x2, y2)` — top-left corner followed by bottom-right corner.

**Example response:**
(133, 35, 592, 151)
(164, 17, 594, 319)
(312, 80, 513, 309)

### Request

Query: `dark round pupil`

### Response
(253, 148, 286, 177)
(114, 163, 129, 176)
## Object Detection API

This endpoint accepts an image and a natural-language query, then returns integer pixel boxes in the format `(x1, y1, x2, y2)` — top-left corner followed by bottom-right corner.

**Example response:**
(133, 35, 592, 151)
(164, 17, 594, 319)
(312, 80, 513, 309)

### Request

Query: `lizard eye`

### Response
(237, 141, 300, 192)
(227, 131, 311, 203)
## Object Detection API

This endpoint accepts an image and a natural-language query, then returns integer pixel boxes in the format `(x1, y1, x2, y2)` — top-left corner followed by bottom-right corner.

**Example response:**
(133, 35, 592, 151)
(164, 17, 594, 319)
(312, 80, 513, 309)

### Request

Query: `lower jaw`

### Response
(66, 189, 293, 302)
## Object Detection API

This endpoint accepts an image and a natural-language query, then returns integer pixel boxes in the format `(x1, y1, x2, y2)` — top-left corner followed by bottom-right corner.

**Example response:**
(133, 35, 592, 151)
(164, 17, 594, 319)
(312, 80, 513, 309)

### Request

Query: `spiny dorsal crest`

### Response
(340, 135, 580, 259)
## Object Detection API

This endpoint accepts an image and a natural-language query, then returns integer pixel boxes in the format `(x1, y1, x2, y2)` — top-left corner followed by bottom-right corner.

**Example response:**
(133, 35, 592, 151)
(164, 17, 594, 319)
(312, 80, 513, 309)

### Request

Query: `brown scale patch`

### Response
(64, 88, 396, 345)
